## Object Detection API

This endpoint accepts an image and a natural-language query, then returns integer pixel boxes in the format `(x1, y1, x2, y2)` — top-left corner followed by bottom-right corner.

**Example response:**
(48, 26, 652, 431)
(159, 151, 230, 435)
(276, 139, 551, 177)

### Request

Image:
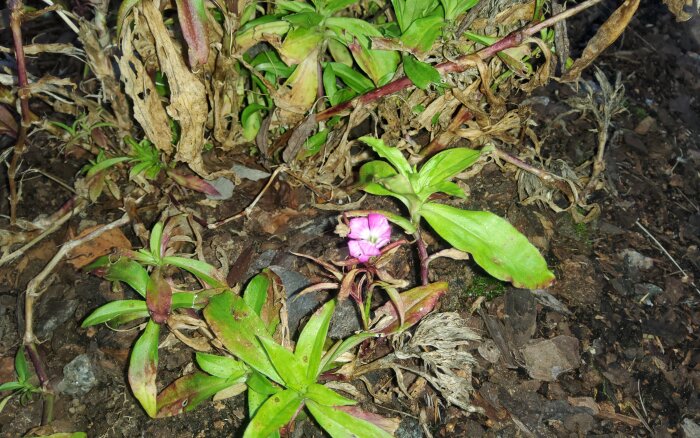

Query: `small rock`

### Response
(682, 418, 700, 438)
(395, 417, 423, 438)
(478, 339, 501, 363)
(57, 354, 97, 396)
(36, 298, 78, 341)
(328, 298, 362, 339)
(621, 249, 654, 280)
(231, 163, 271, 181)
(205, 177, 236, 201)
(520, 335, 580, 381)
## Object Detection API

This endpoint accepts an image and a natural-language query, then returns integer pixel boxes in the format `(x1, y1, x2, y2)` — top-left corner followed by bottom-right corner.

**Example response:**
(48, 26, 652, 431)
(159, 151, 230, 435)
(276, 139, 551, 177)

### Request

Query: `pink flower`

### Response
(347, 213, 391, 262)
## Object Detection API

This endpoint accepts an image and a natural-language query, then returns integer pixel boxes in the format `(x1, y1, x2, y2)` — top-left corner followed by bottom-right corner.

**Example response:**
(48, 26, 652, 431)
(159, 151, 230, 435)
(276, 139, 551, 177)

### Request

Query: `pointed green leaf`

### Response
(295, 300, 335, 381)
(203, 291, 282, 384)
(420, 203, 555, 289)
(149, 222, 164, 261)
(162, 256, 227, 288)
(417, 147, 481, 190)
(399, 15, 443, 55)
(428, 181, 466, 199)
(358, 137, 412, 177)
(0, 381, 24, 392)
(156, 371, 244, 417)
(403, 54, 440, 89)
(279, 27, 324, 65)
(258, 336, 307, 391)
(81, 300, 149, 327)
(358, 160, 398, 184)
(14, 346, 29, 383)
(320, 332, 376, 372)
(196, 352, 247, 379)
(329, 63, 374, 94)
(242, 273, 270, 316)
(86, 256, 149, 298)
(243, 389, 303, 438)
(306, 400, 394, 438)
(306, 383, 356, 406)
(128, 320, 160, 418)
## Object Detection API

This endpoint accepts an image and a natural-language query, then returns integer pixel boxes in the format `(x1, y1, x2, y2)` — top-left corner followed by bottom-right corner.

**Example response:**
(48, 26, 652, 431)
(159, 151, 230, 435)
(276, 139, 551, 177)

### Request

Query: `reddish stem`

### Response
(414, 231, 429, 286)
(315, 0, 603, 123)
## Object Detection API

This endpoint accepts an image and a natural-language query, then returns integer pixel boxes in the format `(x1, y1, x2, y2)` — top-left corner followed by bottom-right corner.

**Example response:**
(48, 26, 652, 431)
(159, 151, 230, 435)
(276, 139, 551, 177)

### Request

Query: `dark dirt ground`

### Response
(1, 1, 699, 437)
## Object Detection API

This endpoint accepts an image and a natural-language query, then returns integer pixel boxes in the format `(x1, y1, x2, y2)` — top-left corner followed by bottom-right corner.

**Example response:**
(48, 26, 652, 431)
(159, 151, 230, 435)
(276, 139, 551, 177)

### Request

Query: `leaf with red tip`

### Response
(128, 320, 160, 417)
(372, 282, 448, 334)
(174, 0, 209, 67)
(156, 371, 245, 417)
(167, 170, 221, 196)
(146, 267, 172, 324)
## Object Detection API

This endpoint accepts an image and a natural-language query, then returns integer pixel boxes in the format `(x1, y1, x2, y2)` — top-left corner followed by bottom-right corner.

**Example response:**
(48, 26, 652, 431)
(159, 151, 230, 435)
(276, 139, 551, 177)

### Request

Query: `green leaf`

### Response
(97, 257, 149, 298)
(306, 383, 356, 406)
(258, 337, 307, 391)
(326, 17, 381, 44)
(420, 203, 556, 289)
(275, 0, 314, 13)
(294, 300, 335, 381)
(283, 11, 323, 28)
(81, 300, 149, 327)
(429, 180, 466, 198)
(328, 63, 374, 94)
(242, 103, 266, 141)
(328, 39, 353, 66)
(306, 400, 393, 438)
(204, 291, 282, 384)
(128, 320, 160, 418)
(320, 332, 376, 372)
(244, 389, 303, 438)
(242, 273, 270, 316)
(358, 136, 412, 177)
(358, 160, 399, 184)
(399, 15, 443, 55)
(325, 0, 359, 13)
(417, 147, 481, 191)
(279, 26, 324, 65)
(348, 43, 400, 87)
(14, 346, 28, 383)
(156, 371, 244, 417)
(162, 256, 227, 288)
(440, 0, 479, 20)
(149, 222, 164, 261)
(85, 156, 130, 178)
(0, 381, 25, 392)
(402, 54, 440, 90)
(196, 352, 247, 379)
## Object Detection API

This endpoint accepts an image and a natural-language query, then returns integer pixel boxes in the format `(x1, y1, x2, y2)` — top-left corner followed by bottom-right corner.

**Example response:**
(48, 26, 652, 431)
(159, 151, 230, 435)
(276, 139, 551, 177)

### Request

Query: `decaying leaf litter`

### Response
(1, 0, 699, 436)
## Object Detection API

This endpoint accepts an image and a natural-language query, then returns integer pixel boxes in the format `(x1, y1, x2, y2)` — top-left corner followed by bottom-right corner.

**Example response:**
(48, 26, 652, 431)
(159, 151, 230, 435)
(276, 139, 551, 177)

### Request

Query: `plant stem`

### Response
(414, 231, 429, 286)
(8, 0, 31, 225)
(22, 214, 130, 424)
(314, 0, 604, 123)
(25, 342, 54, 424)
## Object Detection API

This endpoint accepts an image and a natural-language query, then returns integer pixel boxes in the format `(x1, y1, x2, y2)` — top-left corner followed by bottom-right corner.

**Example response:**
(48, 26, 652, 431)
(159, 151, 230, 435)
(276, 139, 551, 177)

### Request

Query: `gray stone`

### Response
(520, 336, 581, 381)
(205, 177, 236, 201)
(36, 298, 78, 341)
(58, 354, 97, 396)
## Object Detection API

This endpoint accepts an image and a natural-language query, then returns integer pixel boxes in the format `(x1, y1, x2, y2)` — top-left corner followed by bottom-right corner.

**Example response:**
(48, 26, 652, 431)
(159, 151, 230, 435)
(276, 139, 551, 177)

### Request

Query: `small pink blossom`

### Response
(347, 213, 391, 262)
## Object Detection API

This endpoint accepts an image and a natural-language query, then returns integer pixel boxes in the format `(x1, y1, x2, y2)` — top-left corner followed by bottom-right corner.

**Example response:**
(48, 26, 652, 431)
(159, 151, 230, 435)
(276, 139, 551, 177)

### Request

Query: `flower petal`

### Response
(348, 217, 371, 241)
(348, 239, 381, 263)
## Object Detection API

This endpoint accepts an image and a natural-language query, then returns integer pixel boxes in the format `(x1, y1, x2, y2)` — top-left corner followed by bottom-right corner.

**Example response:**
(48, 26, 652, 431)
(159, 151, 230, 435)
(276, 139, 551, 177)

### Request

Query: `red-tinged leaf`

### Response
(146, 267, 172, 324)
(372, 282, 448, 335)
(306, 400, 394, 438)
(156, 371, 245, 417)
(166, 170, 221, 196)
(203, 291, 282, 384)
(336, 405, 400, 435)
(174, 0, 209, 67)
(128, 320, 160, 417)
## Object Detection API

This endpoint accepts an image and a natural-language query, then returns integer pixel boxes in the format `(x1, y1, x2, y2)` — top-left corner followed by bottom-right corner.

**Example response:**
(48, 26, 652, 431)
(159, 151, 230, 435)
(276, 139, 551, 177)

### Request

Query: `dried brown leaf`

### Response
(562, 0, 640, 81)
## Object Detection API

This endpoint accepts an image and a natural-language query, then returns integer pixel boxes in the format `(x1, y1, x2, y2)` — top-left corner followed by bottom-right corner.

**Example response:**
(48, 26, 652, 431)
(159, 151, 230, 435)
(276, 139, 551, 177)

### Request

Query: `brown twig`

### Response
(22, 213, 130, 424)
(314, 0, 604, 124)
